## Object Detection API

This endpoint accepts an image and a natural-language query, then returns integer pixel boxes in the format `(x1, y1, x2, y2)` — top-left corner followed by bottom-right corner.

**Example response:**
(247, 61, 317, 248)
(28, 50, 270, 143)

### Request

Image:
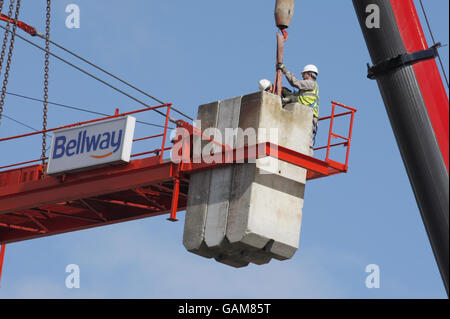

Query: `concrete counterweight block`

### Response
(183, 91, 314, 267)
(183, 97, 249, 267)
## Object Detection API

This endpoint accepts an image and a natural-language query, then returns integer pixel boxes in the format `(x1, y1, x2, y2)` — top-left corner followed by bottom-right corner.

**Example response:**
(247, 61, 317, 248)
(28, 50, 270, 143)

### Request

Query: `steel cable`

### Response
(419, 0, 449, 90)
(0, 24, 176, 123)
(5, 91, 173, 129)
(0, 0, 17, 124)
(45, 38, 193, 121)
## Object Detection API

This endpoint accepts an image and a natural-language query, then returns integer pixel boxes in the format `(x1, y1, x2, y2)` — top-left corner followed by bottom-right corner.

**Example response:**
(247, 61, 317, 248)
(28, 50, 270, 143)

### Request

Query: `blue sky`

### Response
(0, 0, 448, 298)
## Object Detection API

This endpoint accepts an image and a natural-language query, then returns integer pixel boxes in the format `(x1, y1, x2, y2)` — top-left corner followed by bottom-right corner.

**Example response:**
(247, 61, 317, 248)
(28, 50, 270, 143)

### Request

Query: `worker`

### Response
(259, 79, 296, 102)
(277, 63, 320, 146)
(258, 79, 273, 92)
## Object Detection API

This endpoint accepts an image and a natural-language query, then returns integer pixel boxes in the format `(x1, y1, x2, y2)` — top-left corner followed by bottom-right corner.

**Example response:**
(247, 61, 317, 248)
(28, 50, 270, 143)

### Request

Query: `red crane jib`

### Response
(0, 14, 38, 36)
(0, 102, 356, 245)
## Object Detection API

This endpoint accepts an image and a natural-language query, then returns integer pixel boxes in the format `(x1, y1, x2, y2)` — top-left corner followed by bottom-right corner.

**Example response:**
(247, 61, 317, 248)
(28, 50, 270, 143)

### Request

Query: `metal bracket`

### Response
(367, 43, 441, 80)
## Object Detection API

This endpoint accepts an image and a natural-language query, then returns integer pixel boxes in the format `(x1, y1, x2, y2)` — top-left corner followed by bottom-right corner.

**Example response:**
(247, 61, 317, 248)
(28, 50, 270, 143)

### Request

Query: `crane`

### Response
(353, 0, 449, 296)
(0, 0, 356, 282)
(0, 0, 448, 297)
(273, 0, 448, 296)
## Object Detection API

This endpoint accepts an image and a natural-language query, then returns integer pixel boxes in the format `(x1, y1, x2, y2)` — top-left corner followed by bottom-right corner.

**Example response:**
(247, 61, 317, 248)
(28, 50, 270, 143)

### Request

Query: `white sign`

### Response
(47, 116, 136, 175)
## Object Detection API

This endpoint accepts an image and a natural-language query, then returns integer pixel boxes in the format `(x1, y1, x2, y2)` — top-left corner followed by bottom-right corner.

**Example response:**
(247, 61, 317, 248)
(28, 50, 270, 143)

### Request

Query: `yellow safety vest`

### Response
(298, 82, 319, 118)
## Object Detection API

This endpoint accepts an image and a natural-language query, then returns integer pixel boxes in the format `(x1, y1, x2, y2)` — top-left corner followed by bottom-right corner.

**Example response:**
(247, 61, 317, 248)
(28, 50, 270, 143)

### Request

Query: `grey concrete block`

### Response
(183, 170, 214, 257)
(204, 97, 241, 250)
(184, 91, 314, 267)
(215, 254, 250, 268)
(204, 166, 233, 248)
(226, 166, 305, 261)
(224, 92, 312, 261)
(182, 102, 219, 258)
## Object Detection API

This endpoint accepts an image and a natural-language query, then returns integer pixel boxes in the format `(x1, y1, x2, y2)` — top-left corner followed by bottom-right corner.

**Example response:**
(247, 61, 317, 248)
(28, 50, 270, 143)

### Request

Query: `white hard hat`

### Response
(258, 79, 272, 91)
(302, 64, 319, 76)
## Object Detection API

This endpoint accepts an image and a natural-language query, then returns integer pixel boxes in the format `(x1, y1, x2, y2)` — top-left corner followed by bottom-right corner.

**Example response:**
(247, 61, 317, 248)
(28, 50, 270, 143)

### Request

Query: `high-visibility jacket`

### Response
(298, 82, 319, 118)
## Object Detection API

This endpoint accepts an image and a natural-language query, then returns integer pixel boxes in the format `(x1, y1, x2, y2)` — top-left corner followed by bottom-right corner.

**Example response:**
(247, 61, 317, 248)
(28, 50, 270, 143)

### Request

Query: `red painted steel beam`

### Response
(0, 193, 187, 244)
(34, 209, 104, 223)
(24, 212, 49, 233)
(182, 142, 337, 178)
(79, 199, 107, 222)
(266, 143, 330, 176)
(0, 244, 5, 286)
(133, 189, 168, 211)
(0, 205, 177, 244)
(390, 0, 449, 171)
(150, 183, 188, 198)
(0, 222, 45, 233)
(0, 156, 174, 215)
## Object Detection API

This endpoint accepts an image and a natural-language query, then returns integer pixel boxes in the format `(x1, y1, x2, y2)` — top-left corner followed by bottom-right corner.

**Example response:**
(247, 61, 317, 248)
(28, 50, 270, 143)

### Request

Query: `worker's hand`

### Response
(276, 63, 285, 72)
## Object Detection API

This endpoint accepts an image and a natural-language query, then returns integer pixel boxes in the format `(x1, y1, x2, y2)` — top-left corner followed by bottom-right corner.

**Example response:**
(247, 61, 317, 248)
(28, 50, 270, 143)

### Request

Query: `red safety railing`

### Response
(0, 103, 173, 172)
(170, 101, 356, 183)
(308, 101, 356, 179)
(0, 100, 357, 228)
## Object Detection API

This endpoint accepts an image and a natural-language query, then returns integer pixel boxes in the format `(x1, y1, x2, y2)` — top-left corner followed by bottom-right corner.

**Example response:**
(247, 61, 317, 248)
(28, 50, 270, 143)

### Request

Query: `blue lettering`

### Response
(52, 129, 124, 159)
(99, 132, 111, 150)
(81, 130, 86, 153)
(76, 131, 82, 154)
(53, 136, 66, 159)
(66, 139, 77, 157)
(111, 130, 123, 153)
(85, 134, 102, 152)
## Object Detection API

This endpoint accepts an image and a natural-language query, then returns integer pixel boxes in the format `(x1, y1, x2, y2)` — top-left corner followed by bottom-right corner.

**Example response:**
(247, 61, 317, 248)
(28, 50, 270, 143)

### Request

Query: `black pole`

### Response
(352, 0, 449, 296)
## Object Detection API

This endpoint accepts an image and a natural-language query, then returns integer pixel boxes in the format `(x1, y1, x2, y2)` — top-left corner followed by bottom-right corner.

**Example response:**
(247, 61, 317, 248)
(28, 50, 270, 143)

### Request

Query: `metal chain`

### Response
(0, 0, 19, 124)
(0, 0, 15, 120)
(0, 0, 14, 75)
(0, 0, 5, 13)
(42, 0, 51, 168)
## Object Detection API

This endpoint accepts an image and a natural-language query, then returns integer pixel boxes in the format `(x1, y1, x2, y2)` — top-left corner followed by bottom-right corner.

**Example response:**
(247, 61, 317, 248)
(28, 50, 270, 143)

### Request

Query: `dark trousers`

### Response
(281, 87, 298, 104)
(281, 87, 318, 147)
(312, 116, 319, 147)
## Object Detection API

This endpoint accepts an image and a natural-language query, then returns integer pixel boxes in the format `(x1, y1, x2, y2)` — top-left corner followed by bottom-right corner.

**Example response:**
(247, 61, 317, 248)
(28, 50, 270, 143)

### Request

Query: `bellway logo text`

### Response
(52, 129, 123, 159)
(46, 116, 135, 175)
